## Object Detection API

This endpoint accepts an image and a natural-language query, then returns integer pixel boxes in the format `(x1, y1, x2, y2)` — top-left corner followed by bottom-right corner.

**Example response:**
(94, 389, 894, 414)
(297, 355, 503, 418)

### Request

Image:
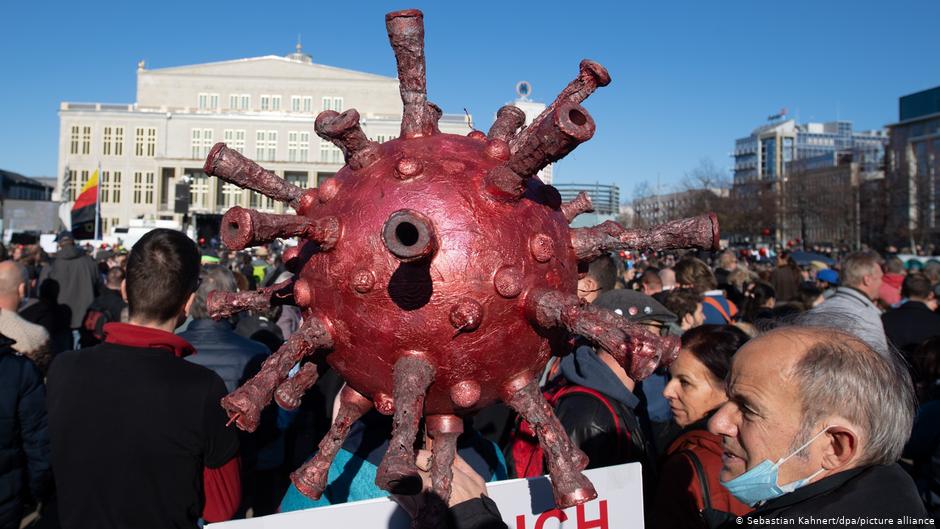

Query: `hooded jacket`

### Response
(553, 345, 656, 484)
(46, 244, 99, 328)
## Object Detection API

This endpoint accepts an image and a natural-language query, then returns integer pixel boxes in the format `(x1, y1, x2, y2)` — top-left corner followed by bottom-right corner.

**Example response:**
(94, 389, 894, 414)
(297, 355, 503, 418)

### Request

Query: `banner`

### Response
(71, 168, 99, 239)
(208, 463, 643, 529)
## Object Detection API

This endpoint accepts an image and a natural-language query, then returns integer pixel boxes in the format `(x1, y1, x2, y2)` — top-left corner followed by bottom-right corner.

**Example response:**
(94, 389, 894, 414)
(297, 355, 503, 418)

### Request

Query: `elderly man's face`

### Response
(709, 331, 825, 486)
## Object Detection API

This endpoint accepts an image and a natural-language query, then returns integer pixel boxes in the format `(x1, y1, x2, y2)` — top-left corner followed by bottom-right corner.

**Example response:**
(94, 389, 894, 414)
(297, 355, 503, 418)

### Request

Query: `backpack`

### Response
(509, 383, 627, 478)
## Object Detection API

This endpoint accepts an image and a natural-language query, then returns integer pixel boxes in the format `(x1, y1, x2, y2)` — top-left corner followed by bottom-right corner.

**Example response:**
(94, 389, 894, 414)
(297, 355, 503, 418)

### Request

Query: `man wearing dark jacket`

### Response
(552, 277, 658, 511)
(882, 272, 940, 357)
(0, 333, 51, 529)
(180, 265, 268, 392)
(47, 229, 239, 529)
(45, 232, 99, 347)
(79, 266, 127, 347)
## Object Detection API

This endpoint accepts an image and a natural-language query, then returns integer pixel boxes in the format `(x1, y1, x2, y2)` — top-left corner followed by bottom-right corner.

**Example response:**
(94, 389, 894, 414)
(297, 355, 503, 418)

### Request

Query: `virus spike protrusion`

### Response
(412, 414, 463, 528)
(526, 288, 680, 381)
(274, 362, 319, 411)
(427, 414, 463, 503)
(511, 60, 611, 153)
(487, 105, 527, 142)
(291, 385, 373, 500)
(204, 143, 304, 208)
(561, 191, 595, 223)
(206, 279, 295, 320)
(221, 206, 340, 251)
(572, 213, 720, 263)
(375, 354, 435, 494)
(386, 9, 439, 138)
(221, 317, 333, 432)
(509, 102, 595, 179)
(315, 109, 381, 171)
(503, 378, 596, 508)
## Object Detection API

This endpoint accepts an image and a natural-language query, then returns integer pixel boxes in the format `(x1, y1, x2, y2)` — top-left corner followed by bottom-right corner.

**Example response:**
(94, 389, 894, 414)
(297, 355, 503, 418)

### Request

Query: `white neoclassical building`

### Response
(57, 45, 471, 233)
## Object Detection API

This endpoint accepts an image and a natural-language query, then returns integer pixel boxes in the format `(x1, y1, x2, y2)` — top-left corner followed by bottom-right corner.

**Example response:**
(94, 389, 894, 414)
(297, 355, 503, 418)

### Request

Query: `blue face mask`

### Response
(721, 427, 830, 507)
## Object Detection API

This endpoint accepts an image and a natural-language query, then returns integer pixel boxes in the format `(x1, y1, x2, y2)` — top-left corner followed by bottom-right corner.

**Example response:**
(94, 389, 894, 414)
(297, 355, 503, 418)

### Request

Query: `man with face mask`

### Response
(708, 325, 932, 528)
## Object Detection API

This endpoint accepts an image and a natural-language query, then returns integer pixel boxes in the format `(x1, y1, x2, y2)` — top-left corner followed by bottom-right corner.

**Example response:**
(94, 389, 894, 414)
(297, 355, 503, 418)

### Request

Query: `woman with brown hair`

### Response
(650, 325, 751, 529)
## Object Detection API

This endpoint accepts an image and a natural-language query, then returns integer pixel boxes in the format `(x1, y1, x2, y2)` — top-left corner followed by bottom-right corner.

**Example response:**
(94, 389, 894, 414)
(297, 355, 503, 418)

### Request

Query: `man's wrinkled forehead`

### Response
(728, 329, 816, 393)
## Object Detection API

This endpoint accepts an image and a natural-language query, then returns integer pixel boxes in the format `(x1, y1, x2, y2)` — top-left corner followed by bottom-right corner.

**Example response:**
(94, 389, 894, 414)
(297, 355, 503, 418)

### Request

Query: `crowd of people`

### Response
(2, 230, 940, 529)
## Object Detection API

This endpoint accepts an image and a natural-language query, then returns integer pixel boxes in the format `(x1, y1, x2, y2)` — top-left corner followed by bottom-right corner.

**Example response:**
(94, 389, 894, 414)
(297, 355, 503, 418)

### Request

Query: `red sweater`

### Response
(650, 427, 750, 529)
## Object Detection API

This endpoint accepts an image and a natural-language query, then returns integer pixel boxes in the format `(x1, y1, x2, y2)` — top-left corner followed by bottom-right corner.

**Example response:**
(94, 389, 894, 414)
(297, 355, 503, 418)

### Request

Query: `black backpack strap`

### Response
(680, 449, 712, 511)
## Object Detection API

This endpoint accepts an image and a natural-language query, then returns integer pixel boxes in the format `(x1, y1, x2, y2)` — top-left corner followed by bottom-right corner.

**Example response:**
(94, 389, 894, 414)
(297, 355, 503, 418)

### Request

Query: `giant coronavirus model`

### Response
(203, 8, 718, 516)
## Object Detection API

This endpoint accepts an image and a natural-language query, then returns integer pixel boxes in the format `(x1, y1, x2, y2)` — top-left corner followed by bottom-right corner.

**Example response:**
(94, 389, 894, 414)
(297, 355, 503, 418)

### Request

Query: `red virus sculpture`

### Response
(204, 8, 718, 516)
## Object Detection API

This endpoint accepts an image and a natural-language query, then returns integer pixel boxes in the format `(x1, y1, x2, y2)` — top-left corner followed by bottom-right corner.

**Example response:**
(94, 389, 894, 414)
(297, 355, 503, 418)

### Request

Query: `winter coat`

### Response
(650, 423, 750, 529)
(179, 319, 270, 393)
(882, 301, 940, 357)
(46, 244, 99, 329)
(720, 464, 930, 528)
(0, 339, 51, 529)
(809, 287, 888, 357)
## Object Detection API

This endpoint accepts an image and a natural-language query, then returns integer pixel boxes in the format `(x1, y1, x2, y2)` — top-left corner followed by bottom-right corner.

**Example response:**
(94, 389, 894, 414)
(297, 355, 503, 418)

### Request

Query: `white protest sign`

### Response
(208, 462, 643, 529)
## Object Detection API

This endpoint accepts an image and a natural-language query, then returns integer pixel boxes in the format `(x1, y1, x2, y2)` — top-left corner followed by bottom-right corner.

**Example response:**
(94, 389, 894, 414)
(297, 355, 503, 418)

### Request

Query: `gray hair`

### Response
(189, 265, 237, 320)
(841, 250, 883, 289)
(787, 326, 915, 466)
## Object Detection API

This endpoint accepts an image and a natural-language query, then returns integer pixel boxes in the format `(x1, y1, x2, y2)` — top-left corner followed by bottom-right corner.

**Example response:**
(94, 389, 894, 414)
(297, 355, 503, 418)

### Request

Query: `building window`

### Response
(191, 128, 213, 159)
(189, 172, 210, 209)
(224, 129, 246, 153)
(319, 140, 342, 164)
(288, 131, 309, 162)
(302, 96, 313, 113)
(81, 126, 91, 155)
(285, 171, 308, 189)
(260, 95, 270, 111)
(249, 192, 276, 210)
(221, 183, 243, 207)
(271, 96, 281, 111)
(135, 128, 145, 156)
(70, 126, 80, 154)
(322, 96, 343, 112)
(101, 171, 122, 203)
(229, 94, 251, 110)
(198, 93, 219, 110)
(256, 130, 277, 161)
(291, 96, 301, 112)
(146, 127, 156, 157)
(102, 127, 123, 156)
(114, 127, 124, 156)
(71, 169, 89, 201)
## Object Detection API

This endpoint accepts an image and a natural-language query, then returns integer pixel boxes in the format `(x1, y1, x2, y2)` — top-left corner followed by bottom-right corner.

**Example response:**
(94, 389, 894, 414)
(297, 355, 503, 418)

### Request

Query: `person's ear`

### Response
(182, 292, 196, 317)
(579, 276, 598, 292)
(819, 425, 859, 471)
(682, 313, 694, 329)
(17, 282, 25, 300)
(120, 279, 128, 302)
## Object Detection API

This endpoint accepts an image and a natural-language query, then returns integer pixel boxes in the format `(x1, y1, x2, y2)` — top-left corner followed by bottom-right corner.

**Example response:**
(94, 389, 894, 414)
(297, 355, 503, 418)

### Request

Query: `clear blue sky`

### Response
(2, 0, 938, 199)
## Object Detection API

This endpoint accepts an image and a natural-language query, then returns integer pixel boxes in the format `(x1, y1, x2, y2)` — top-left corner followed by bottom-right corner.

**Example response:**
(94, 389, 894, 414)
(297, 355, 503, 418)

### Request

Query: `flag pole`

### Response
(94, 162, 101, 240)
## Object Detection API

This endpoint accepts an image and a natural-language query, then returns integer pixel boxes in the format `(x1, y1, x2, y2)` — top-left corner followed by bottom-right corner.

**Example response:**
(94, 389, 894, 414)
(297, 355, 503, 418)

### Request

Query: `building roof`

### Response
(140, 55, 397, 82)
(0, 169, 54, 189)
(899, 86, 940, 122)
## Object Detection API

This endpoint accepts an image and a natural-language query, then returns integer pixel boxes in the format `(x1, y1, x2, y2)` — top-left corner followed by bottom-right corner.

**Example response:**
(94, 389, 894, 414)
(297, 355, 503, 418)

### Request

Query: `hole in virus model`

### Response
(568, 109, 587, 126)
(396, 222, 420, 247)
(227, 221, 240, 238)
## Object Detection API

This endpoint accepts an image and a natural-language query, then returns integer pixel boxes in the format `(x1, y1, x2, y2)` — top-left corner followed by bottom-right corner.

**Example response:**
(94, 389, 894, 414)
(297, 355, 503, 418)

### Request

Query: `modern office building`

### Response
(885, 85, 940, 249)
(553, 182, 619, 228)
(57, 44, 471, 233)
(731, 115, 887, 242)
